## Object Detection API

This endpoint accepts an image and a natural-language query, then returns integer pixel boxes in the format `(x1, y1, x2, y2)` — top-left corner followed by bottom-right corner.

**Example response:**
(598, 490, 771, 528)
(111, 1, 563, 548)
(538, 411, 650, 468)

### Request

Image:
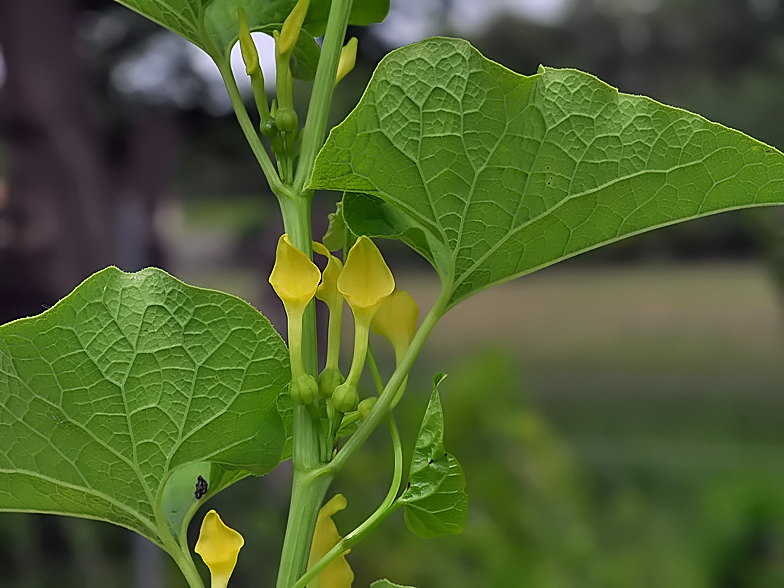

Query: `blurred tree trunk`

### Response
(0, 0, 113, 319)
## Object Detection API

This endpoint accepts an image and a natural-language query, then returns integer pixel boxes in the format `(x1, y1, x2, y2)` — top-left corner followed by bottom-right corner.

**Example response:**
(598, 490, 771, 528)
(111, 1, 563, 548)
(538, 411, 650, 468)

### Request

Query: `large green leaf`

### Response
(114, 0, 389, 60)
(0, 267, 290, 550)
(310, 37, 784, 309)
(398, 374, 468, 538)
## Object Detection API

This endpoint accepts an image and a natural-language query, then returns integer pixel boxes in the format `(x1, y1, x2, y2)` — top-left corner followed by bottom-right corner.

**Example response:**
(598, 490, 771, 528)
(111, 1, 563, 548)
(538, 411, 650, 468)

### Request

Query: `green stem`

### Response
(276, 193, 329, 588)
(326, 286, 450, 474)
(366, 346, 385, 395)
(293, 0, 354, 193)
(290, 414, 403, 588)
(171, 549, 206, 588)
(217, 58, 287, 196)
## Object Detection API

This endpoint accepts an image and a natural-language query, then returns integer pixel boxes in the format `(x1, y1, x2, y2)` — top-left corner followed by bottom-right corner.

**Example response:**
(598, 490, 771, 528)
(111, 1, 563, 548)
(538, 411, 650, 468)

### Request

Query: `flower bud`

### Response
(195, 510, 244, 588)
(289, 373, 318, 406)
(318, 366, 344, 398)
(335, 37, 358, 86)
(238, 7, 260, 76)
(275, 107, 298, 133)
(331, 382, 359, 413)
(357, 397, 377, 421)
(278, 0, 311, 58)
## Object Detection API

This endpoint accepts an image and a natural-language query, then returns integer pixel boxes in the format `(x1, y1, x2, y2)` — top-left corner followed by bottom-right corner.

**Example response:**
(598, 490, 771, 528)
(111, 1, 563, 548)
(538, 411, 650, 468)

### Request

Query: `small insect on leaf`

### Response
(195, 475, 209, 499)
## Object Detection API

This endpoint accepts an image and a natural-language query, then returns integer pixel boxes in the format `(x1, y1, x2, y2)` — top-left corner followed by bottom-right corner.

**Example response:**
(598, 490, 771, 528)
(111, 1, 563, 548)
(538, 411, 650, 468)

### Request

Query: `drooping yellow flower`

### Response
(332, 237, 395, 411)
(371, 290, 419, 364)
(269, 234, 321, 405)
(269, 234, 321, 317)
(195, 510, 244, 588)
(307, 495, 354, 588)
(337, 236, 395, 322)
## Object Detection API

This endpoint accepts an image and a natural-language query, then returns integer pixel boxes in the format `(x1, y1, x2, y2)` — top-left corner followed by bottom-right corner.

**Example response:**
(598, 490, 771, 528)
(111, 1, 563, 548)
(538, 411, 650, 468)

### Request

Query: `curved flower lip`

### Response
(313, 241, 344, 309)
(337, 236, 394, 314)
(308, 494, 354, 588)
(269, 234, 321, 315)
(371, 289, 419, 360)
(195, 510, 244, 588)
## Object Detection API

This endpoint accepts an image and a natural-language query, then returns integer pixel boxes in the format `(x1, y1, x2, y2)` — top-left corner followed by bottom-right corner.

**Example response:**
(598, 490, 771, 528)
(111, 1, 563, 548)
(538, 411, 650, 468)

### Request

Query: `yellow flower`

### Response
(278, 0, 311, 58)
(371, 290, 419, 364)
(238, 7, 259, 76)
(269, 234, 321, 316)
(195, 510, 244, 588)
(313, 242, 344, 310)
(337, 236, 395, 323)
(307, 495, 354, 588)
(335, 38, 358, 86)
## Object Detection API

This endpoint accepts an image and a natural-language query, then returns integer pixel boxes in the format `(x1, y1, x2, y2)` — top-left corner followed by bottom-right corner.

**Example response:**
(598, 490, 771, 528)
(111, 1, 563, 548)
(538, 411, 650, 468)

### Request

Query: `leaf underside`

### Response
(399, 374, 468, 538)
(0, 267, 290, 548)
(310, 37, 784, 309)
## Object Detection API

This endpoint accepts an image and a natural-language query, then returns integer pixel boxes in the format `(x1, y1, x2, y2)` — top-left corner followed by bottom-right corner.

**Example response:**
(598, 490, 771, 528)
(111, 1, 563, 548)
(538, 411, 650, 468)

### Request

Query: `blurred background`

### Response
(2, 0, 784, 586)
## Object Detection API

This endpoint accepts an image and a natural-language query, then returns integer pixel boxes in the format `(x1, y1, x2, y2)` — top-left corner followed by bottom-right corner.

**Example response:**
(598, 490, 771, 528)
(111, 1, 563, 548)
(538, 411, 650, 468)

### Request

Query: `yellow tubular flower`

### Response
(307, 495, 354, 588)
(371, 290, 419, 364)
(337, 236, 395, 323)
(371, 290, 419, 408)
(195, 510, 244, 588)
(269, 234, 320, 317)
(269, 234, 321, 402)
(333, 237, 395, 411)
(335, 38, 358, 86)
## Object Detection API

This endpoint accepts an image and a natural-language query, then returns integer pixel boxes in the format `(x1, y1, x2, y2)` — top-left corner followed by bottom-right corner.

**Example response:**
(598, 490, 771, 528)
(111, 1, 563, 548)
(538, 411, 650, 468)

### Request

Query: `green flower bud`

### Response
(290, 374, 318, 406)
(318, 366, 344, 398)
(358, 397, 377, 421)
(275, 107, 298, 133)
(331, 382, 359, 413)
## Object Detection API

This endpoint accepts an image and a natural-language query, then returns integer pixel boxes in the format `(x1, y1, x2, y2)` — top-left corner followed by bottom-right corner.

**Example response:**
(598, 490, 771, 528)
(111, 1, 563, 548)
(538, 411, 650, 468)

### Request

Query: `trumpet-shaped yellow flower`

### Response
(307, 495, 354, 588)
(337, 236, 395, 321)
(313, 242, 344, 309)
(269, 234, 321, 316)
(269, 234, 321, 404)
(195, 510, 244, 588)
(371, 290, 419, 364)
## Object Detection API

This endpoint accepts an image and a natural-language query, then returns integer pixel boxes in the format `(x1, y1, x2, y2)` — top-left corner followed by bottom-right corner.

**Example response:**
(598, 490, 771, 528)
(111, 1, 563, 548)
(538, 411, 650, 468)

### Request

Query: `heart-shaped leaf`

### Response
(310, 37, 784, 309)
(0, 267, 290, 551)
(398, 374, 468, 538)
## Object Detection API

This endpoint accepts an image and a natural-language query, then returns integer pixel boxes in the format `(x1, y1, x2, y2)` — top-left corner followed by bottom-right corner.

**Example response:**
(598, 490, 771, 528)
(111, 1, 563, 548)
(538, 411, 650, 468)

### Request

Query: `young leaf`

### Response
(310, 37, 784, 309)
(0, 267, 290, 550)
(399, 374, 468, 538)
(370, 580, 416, 588)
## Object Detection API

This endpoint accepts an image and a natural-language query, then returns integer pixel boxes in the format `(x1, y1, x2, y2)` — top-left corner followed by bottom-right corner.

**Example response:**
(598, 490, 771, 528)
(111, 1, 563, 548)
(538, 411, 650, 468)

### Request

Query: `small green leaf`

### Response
(343, 192, 451, 278)
(0, 267, 290, 551)
(322, 200, 348, 252)
(370, 580, 416, 588)
(311, 37, 784, 309)
(399, 373, 468, 538)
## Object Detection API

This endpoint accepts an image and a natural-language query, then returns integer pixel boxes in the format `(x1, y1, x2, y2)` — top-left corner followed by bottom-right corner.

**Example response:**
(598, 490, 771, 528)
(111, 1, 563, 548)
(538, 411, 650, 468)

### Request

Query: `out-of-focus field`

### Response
(182, 261, 784, 587)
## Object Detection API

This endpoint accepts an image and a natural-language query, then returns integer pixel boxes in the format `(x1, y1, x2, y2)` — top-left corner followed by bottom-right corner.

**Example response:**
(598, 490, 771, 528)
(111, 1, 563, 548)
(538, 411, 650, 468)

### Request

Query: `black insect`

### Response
(194, 475, 208, 499)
